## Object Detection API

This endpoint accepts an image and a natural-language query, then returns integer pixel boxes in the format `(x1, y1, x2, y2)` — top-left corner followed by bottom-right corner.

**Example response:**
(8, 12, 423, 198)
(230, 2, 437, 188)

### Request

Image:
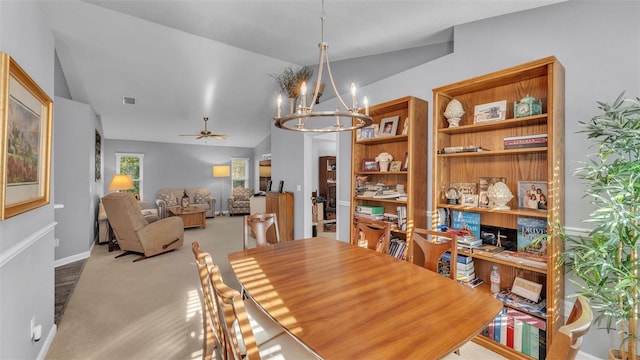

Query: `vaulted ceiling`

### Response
(38, 0, 564, 148)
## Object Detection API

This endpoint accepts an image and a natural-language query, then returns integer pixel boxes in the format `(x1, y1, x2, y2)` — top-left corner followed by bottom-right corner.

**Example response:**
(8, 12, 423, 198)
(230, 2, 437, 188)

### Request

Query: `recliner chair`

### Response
(102, 192, 184, 262)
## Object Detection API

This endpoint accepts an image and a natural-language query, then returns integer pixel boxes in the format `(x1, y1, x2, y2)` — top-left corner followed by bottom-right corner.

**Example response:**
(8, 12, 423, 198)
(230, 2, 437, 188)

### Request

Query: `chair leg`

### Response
(163, 238, 180, 249)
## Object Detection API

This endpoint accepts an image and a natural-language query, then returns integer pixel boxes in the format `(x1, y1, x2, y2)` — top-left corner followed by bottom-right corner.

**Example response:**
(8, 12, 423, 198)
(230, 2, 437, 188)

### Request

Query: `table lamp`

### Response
(108, 174, 134, 192)
(212, 165, 230, 216)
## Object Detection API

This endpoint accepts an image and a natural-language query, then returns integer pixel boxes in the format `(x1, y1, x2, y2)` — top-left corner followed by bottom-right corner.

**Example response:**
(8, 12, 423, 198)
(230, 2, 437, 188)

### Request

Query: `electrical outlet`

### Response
(54, 238, 59, 247)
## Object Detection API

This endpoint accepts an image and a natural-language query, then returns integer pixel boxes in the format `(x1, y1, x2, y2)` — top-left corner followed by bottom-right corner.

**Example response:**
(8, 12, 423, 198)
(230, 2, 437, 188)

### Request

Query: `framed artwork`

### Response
(361, 159, 379, 172)
(378, 116, 399, 137)
(359, 125, 376, 140)
(95, 130, 102, 181)
(389, 161, 402, 172)
(474, 100, 507, 123)
(518, 180, 548, 210)
(400, 152, 409, 171)
(461, 194, 479, 207)
(277, 180, 285, 193)
(0, 52, 53, 220)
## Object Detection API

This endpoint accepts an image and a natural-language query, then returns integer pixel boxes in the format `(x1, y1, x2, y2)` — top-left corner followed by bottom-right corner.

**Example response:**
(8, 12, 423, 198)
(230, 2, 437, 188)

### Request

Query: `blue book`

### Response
(517, 217, 548, 257)
(440, 251, 473, 264)
(452, 211, 481, 239)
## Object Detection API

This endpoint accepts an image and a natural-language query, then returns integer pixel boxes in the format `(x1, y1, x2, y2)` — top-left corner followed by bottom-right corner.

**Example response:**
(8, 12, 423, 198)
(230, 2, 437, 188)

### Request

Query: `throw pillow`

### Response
(161, 193, 178, 207)
(194, 191, 210, 204)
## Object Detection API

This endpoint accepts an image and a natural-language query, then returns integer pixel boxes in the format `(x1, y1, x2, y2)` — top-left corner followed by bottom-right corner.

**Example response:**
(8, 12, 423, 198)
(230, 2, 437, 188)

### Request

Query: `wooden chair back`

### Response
(547, 295, 593, 360)
(191, 241, 225, 360)
(243, 213, 280, 250)
(411, 228, 457, 279)
(354, 217, 391, 253)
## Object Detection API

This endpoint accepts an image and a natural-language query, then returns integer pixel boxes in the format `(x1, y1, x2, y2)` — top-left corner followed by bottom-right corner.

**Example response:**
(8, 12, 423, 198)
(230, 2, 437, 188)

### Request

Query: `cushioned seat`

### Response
(156, 188, 216, 218)
(227, 188, 253, 216)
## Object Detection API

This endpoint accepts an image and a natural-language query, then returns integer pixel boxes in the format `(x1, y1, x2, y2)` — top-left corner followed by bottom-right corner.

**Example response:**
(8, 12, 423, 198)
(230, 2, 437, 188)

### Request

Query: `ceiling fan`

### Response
(179, 117, 228, 140)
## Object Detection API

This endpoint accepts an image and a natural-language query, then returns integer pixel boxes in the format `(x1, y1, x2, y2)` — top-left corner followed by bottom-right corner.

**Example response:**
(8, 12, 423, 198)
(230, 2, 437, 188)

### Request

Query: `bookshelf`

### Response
(350, 96, 428, 258)
(432, 56, 565, 359)
(318, 156, 336, 219)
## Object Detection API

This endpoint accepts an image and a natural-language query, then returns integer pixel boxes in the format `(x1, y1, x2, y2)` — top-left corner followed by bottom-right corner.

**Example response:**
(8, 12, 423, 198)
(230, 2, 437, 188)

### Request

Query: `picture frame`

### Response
(461, 194, 479, 207)
(278, 180, 285, 193)
(266, 179, 273, 192)
(389, 161, 402, 172)
(359, 125, 377, 140)
(361, 159, 379, 172)
(378, 116, 399, 137)
(0, 52, 53, 220)
(517, 180, 548, 210)
(95, 129, 101, 181)
(474, 100, 507, 123)
(400, 152, 409, 171)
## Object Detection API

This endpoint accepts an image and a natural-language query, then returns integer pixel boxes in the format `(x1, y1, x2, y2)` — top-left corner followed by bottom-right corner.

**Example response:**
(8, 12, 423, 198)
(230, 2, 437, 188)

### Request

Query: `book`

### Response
(466, 277, 484, 288)
(495, 288, 547, 317)
(355, 205, 384, 215)
(452, 211, 480, 239)
(396, 206, 407, 231)
(472, 244, 504, 257)
(503, 133, 548, 142)
(480, 224, 517, 251)
(438, 145, 489, 154)
(504, 139, 548, 150)
(440, 251, 473, 264)
(517, 217, 548, 257)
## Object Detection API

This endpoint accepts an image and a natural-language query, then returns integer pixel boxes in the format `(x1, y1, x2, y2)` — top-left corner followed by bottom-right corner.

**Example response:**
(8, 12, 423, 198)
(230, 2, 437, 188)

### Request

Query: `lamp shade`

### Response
(259, 165, 271, 177)
(108, 174, 134, 191)
(212, 165, 230, 178)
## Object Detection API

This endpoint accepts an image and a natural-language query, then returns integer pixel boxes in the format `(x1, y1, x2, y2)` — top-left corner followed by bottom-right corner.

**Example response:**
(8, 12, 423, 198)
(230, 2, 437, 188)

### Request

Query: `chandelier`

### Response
(272, 1, 373, 132)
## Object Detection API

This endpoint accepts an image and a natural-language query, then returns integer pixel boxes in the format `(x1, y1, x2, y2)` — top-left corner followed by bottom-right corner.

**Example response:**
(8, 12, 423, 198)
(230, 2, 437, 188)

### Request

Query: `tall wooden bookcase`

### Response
(432, 56, 565, 359)
(318, 156, 336, 219)
(350, 96, 428, 258)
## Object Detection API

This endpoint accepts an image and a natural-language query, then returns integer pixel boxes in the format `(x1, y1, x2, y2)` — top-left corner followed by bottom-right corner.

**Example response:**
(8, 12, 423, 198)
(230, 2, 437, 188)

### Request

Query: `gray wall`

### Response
(0, 2, 56, 359)
(104, 139, 255, 212)
(273, 1, 639, 358)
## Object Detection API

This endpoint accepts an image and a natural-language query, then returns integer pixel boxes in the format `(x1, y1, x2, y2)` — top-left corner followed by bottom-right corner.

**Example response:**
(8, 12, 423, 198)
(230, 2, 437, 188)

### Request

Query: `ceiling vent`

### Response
(123, 96, 136, 105)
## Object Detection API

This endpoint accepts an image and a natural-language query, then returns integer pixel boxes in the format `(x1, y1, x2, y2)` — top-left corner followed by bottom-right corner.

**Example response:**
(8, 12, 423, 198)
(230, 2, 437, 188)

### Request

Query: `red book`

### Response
(507, 314, 515, 348)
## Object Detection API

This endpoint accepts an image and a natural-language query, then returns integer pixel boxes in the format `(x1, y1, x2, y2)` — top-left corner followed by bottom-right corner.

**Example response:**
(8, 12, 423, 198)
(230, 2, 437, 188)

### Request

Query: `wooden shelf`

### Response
(432, 56, 565, 359)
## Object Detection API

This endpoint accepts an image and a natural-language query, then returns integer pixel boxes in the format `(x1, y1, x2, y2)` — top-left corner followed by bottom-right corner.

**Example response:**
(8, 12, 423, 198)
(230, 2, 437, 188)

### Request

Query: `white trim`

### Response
(54, 243, 93, 268)
(37, 324, 56, 360)
(0, 222, 57, 267)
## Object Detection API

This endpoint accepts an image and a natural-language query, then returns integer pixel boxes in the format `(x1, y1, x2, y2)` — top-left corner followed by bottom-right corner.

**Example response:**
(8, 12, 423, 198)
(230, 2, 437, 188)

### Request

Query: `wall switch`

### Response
(296, 185, 301, 191)
(30, 316, 35, 339)
(54, 238, 59, 247)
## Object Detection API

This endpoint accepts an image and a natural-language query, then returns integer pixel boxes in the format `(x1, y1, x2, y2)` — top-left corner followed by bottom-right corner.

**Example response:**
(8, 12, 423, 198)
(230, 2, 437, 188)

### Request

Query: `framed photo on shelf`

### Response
(518, 180, 548, 210)
(400, 152, 409, 171)
(361, 159, 379, 172)
(378, 116, 399, 137)
(0, 52, 53, 220)
(461, 194, 479, 207)
(474, 100, 507, 123)
(359, 126, 375, 140)
(277, 180, 285, 193)
(389, 161, 402, 172)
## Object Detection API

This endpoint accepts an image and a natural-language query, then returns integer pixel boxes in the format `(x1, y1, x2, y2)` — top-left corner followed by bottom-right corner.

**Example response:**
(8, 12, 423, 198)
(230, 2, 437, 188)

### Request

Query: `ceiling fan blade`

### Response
(196, 134, 204, 139)
(212, 135, 228, 139)
(179, 134, 200, 137)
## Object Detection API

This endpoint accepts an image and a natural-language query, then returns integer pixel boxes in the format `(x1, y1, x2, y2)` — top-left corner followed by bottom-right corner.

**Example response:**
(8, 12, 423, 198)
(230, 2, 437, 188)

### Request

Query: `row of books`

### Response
(438, 251, 477, 285)
(388, 238, 407, 260)
(437, 145, 488, 154)
(503, 133, 548, 150)
(481, 308, 547, 359)
(352, 206, 407, 231)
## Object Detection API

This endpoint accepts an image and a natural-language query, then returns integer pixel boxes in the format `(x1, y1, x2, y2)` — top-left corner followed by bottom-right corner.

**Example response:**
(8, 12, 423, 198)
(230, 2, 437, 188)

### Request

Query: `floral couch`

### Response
(155, 188, 216, 218)
(227, 188, 254, 216)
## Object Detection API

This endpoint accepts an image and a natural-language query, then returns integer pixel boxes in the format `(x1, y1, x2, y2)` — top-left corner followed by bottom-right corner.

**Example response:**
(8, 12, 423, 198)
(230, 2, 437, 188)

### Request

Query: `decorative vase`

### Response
(487, 182, 513, 210)
(379, 161, 390, 172)
(444, 99, 465, 127)
(181, 191, 190, 209)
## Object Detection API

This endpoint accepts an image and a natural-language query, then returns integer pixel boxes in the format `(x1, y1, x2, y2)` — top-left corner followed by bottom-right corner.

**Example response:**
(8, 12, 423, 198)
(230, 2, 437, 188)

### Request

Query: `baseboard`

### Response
(54, 242, 93, 268)
(36, 323, 56, 360)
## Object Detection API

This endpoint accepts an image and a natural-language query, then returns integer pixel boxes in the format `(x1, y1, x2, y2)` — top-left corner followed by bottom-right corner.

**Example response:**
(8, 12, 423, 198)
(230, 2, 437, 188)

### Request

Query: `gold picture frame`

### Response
(0, 52, 53, 219)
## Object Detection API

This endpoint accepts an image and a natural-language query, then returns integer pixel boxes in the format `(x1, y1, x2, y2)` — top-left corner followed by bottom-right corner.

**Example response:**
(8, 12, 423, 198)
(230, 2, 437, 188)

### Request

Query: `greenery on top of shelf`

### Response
(559, 93, 640, 360)
(271, 66, 313, 99)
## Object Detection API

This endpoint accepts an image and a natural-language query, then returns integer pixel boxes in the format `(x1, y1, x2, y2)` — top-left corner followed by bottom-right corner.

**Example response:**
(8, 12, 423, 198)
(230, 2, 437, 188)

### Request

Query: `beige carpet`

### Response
(46, 215, 506, 360)
(46, 215, 246, 360)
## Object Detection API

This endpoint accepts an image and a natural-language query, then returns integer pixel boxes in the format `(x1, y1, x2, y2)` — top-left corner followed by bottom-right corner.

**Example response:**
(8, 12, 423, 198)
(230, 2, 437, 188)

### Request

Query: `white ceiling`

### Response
(38, 0, 564, 148)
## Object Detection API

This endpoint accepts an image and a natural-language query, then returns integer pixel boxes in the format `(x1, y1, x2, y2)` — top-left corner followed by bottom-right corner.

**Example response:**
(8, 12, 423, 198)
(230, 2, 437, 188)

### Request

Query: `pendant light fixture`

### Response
(272, 0, 373, 132)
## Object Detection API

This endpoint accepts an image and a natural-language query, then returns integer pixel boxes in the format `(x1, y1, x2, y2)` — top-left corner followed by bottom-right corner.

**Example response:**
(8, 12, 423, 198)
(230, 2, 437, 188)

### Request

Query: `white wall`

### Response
(272, 1, 640, 358)
(0, 2, 57, 359)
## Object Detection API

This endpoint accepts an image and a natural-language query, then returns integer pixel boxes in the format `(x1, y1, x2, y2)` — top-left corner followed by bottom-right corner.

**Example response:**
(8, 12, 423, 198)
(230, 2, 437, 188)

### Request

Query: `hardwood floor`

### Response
(54, 258, 86, 324)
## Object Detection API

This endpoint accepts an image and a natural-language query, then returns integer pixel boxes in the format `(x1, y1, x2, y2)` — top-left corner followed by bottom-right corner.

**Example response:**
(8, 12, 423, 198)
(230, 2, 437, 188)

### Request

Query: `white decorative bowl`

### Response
(487, 182, 513, 210)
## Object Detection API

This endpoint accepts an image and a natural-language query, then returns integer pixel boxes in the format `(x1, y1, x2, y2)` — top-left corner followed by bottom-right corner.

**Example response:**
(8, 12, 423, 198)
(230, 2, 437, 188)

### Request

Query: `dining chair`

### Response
(243, 213, 280, 250)
(546, 295, 593, 360)
(411, 228, 457, 280)
(353, 217, 391, 254)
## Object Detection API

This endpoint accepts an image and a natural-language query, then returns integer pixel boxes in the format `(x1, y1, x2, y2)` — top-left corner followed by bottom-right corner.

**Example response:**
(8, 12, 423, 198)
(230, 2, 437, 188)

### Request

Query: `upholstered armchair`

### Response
(227, 188, 254, 216)
(102, 192, 184, 261)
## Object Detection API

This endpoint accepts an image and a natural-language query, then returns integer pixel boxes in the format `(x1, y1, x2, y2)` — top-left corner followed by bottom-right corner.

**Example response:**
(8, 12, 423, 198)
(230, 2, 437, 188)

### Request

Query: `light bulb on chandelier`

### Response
(272, 1, 373, 132)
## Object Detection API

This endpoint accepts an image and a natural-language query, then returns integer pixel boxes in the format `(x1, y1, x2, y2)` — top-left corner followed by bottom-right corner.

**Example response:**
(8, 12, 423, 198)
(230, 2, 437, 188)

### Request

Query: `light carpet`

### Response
(46, 215, 246, 360)
(46, 215, 506, 360)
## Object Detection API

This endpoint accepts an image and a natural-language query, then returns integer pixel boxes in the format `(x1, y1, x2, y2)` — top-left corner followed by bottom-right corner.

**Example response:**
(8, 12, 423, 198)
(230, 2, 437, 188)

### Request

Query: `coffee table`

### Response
(168, 206, 206, 229)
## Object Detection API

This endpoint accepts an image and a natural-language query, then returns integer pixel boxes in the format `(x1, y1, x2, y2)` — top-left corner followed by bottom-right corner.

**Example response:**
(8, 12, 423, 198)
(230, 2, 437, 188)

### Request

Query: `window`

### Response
(116, 153, 144, 198)
(231, 158, 248, 189)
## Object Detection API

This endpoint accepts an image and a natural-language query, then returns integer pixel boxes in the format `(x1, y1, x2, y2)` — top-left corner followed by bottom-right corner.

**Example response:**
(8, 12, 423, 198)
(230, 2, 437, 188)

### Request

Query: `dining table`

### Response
(228, 237, 504, 359)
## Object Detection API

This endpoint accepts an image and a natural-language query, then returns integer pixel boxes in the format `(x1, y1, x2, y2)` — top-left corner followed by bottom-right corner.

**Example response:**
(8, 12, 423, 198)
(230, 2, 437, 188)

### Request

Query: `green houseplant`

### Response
(559, 93, 640, 360)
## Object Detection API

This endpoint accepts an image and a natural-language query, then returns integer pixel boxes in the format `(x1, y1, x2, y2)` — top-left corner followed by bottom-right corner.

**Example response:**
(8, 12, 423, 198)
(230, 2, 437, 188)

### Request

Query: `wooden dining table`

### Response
(228, 237, 503, 359)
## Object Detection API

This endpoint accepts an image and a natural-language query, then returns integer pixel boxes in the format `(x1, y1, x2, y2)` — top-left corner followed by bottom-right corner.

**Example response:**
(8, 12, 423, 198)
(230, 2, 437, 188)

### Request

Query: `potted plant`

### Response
(559, 93, 640, 360)
(271, 66, 313, 113)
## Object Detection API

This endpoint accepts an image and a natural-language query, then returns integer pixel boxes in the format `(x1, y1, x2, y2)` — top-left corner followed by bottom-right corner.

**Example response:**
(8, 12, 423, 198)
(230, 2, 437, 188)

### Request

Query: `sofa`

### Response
(227, 188, 254, 216)
(156, 188, 216, 218)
